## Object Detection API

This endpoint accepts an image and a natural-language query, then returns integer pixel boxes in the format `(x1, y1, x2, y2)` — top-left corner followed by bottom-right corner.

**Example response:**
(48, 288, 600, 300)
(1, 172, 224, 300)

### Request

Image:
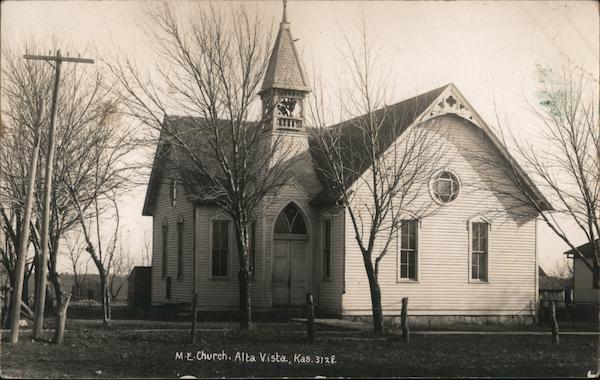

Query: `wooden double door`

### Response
(272, 239, 307, 306)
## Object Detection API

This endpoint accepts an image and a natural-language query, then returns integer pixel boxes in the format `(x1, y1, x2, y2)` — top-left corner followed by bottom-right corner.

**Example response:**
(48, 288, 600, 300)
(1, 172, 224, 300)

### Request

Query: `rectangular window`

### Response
(249, 222, 256, 276)
(177, 221, 183, 279)
(323, 219, 332, 279)
(212, 221, 229, 277)
(161, 224, 168, 278)
(471, 222, 488, 281)
(400, 220, 417, 280)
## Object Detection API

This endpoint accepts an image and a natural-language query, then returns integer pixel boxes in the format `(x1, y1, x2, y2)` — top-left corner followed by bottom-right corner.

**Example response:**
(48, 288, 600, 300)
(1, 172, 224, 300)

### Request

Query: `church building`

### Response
(142, 3, 551, 325)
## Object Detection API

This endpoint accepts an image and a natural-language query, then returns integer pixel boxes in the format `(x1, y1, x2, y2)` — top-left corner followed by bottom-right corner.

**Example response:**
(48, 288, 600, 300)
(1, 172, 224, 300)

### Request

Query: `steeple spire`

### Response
(282, 0, 288, 24)
(258, 0, 310, 94)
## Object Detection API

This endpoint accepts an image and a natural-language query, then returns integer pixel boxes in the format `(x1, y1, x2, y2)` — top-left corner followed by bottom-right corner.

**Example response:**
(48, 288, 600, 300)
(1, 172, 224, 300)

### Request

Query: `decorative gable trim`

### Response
(418, 83, 484, 129)
(414, 83, 552, 211)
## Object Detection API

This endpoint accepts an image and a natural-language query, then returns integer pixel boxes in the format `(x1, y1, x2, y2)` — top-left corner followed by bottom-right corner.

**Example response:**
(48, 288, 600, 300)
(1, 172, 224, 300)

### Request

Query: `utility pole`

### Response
(7, 99, 45, 343)
(9, 50, 94, 344)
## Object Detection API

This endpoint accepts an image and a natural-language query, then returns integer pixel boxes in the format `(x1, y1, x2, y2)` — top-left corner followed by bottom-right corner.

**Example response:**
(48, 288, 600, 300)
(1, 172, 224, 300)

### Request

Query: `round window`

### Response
(169, 179, 177, 207)
(432, 171, 460, 203)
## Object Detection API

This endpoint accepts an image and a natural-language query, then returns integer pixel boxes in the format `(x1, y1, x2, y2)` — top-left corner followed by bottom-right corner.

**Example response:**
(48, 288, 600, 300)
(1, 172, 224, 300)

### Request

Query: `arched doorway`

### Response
(272, 203, 308, 306)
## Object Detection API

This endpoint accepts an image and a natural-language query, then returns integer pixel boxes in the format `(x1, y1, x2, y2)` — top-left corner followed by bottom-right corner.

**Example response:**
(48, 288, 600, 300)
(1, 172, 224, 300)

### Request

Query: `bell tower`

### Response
(257, 1, 323, 197)
(259, 0, 310, 135)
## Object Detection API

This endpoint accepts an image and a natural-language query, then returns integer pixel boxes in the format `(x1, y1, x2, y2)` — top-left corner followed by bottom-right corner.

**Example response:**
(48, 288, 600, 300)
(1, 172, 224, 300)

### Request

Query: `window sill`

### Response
(397, 279, 419, 283)
(210, 276, 231, 281)
(469, 279, 489, 284)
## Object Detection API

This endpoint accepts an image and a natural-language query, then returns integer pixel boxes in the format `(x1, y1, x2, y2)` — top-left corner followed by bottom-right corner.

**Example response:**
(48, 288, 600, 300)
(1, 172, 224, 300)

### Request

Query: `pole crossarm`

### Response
(23, 54, 94, 64)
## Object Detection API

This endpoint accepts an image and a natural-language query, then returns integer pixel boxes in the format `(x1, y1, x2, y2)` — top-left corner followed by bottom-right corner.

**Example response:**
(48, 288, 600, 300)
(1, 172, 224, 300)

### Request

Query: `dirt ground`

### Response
(2, 318, 598, 378)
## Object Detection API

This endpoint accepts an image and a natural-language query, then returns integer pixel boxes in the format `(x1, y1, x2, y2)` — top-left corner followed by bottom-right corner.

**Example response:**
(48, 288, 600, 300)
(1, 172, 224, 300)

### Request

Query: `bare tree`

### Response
(476, 64, 599, 287)
(552, 259, 573, 280)
(1, 41, 136, 341)
(108, 239, 132, 302)
(63, 106, 136, 325)
(108, 3, 297, 329)
(308, 23, 444, 333)
(64, 234, 90, 299)
(0, 44, 50, 339)
(140, 231, 151, 267)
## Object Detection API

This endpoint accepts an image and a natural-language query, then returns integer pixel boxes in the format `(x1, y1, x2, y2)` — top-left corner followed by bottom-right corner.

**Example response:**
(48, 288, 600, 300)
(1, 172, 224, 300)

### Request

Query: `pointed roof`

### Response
(563, 239, 599, 258)
(309, 83, 553, 211)
(259, 1, 310, 94)
(309, 84, 449, 204)
(143, 85, 552, 216)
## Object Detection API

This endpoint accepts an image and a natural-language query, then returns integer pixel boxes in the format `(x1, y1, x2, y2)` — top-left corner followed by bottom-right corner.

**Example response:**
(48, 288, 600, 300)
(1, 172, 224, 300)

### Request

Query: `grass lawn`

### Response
(2, 319, 598, 378)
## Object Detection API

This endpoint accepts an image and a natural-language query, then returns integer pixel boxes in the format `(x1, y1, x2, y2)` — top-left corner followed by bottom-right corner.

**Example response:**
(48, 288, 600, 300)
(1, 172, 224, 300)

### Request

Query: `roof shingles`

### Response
(260, 21, 310, 94)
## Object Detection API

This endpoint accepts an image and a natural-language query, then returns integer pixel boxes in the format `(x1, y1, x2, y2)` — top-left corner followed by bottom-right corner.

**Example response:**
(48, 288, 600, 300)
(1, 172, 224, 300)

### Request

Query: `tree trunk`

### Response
(22, 275, 29, 306)
(53, 293, 71, 345)
(3, 288, 13, 329)
(48, 268, 63, 313)
(100, 273, 110, 326)
(33, 253, 39, 306)
(1, 286, 9, 328)
(369, 279, 384, 333)
(238, 268, 251, 330)
(107, 289, 112, 321)
(551, 301, 559, 344)
(234, 222, 252, 331)
(10, 117, 43, 342)
(362, 254, 384, 333)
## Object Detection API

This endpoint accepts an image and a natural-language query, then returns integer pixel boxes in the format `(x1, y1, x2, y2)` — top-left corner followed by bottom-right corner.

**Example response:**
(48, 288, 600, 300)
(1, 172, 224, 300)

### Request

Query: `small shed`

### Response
(564, 240, 599, 304)
(127, 266, 152, 309)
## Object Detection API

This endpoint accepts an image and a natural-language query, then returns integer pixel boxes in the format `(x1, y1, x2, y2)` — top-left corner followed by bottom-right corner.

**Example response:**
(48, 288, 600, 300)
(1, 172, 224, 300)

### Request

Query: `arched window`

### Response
(274, 203, 307, 234)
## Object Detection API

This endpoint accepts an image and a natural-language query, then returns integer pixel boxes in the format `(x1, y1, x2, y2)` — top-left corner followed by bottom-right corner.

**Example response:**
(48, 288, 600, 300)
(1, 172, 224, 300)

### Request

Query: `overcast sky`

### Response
(2, 0, 598, 274)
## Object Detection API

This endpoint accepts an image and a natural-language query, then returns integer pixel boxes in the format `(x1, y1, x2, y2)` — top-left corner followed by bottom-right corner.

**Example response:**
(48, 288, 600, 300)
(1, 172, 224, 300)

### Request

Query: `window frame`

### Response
(322, 217, 332, 280)
(430, 169, 461, 205)
(468, 217, 491, 283)
(274, 203, 308, 235)
(176, 217, 184, 280)
(397, 219, 419, 282)
(210, 219, 231, 279)
(161, 221, 168, 279)
(169, 179, 177, 208)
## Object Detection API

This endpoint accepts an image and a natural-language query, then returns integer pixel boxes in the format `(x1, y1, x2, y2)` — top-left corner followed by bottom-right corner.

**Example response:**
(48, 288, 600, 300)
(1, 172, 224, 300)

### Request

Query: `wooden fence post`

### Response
(551, 301, 559, 345)
(306, 293, 315, 344)
(191, 293, 198, 343)
(401, 297, 410, 343)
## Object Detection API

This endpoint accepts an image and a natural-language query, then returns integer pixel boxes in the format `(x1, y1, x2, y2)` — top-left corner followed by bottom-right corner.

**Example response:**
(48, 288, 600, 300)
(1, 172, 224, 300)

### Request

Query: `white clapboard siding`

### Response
(151, 179, 195, 305)
(341, 115, 538, 316)
(314, 207, 345, 314)
(573, 258, 600, 304)
(193, 204, 274, 309)
(192, 181, 318, 310)
(193, 205, 240, 308)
